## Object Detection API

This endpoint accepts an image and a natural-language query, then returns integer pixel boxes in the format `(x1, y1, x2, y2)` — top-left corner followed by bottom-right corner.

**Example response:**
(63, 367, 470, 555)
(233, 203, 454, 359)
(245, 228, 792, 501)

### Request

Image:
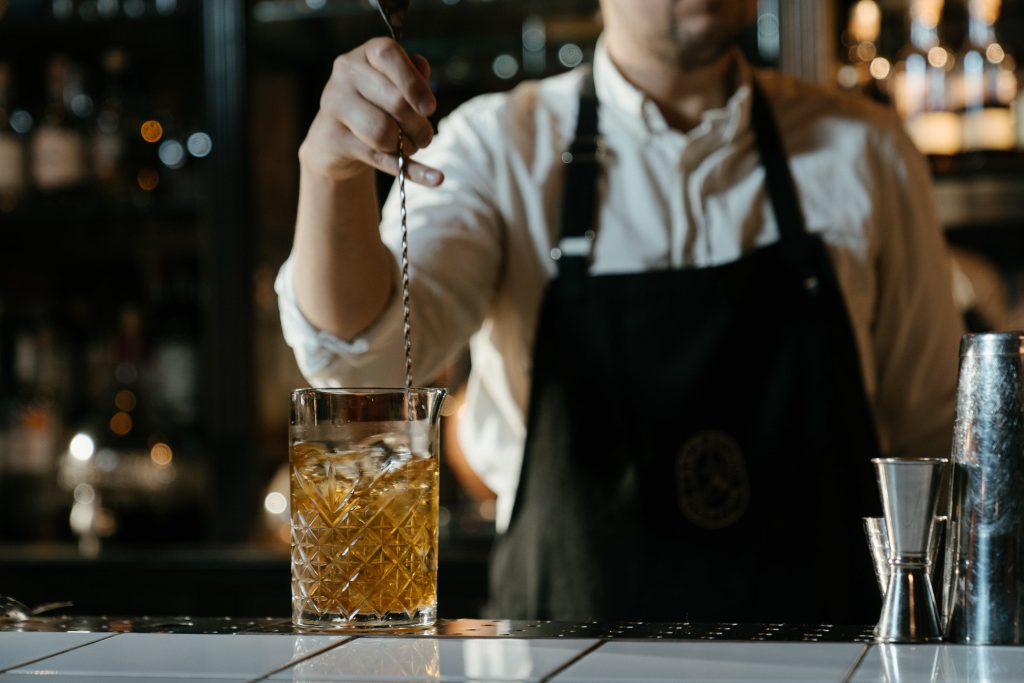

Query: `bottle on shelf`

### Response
(891, 0, 963, 155)
(960, 0, 1017, 151)
(30, 55, 89, 193)
(92, 48, 130, 197)
(0, 317, 65, 541)
(0, 61, 27, 212)
(144, 267, 199, 432)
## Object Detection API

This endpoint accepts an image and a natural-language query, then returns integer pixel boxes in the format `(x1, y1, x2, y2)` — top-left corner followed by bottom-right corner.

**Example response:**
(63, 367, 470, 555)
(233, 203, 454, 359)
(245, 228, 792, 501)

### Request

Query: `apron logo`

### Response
(675, 431, 750, 529)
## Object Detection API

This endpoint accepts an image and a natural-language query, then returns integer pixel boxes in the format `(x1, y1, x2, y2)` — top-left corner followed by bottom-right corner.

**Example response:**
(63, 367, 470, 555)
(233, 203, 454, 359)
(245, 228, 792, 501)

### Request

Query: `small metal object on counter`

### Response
(865, 515, 947, 602)
(946, 331, 1024, 645)
(863, 516, 890, 596)
(872, 457, 946, 643)
(376, 0, 416, 416)
(0, 595, 73, 624)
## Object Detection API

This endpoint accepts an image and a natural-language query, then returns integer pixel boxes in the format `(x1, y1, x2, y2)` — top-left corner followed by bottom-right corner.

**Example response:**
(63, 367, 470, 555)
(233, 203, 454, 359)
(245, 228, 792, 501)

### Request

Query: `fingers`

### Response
(348, 64, 435, 152)
(410, 53, 430, 80)
(307, 39, 441, 184)
(364, 38, 436, 116)
(322, 87, 400, 153)
(365, 147, 445, 187)
(323, 39, 435, 152)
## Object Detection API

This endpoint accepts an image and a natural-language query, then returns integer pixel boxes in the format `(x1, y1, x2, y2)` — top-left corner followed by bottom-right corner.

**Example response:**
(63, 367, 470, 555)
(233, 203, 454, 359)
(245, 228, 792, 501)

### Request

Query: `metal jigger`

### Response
(873, 457, 946, 643)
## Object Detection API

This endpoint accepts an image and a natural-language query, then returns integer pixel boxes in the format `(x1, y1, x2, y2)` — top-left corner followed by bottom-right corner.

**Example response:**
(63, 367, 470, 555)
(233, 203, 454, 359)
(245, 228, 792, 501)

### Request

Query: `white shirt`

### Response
(277, 41, 965, 532)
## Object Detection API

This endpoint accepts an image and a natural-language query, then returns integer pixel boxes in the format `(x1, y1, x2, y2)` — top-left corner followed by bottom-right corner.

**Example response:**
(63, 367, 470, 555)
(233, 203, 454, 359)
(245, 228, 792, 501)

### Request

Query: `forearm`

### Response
(292, 165, 395, 341)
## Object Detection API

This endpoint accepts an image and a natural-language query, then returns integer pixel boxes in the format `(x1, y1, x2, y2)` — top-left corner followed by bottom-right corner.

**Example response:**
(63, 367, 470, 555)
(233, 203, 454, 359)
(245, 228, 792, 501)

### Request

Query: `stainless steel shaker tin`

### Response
(946, 331, 1024, 645)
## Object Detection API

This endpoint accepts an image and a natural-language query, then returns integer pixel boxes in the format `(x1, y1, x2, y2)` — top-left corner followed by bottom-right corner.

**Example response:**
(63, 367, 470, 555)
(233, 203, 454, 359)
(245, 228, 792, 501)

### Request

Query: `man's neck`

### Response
(605, 44, 738, 133)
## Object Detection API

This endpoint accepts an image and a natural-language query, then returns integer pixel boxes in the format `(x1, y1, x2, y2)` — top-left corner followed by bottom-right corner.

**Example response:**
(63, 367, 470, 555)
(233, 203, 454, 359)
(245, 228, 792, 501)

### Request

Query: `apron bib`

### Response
(490, 71, 882, 624)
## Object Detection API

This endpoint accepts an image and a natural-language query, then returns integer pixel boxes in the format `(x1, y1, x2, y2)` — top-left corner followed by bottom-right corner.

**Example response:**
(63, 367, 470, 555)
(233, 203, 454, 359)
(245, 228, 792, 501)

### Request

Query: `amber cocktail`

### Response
(289, 388, 445, 630)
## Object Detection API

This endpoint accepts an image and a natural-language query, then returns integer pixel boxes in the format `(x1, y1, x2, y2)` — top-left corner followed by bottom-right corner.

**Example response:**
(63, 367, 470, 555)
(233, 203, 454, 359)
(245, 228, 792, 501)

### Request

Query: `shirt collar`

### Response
(592, 36, 755, 148)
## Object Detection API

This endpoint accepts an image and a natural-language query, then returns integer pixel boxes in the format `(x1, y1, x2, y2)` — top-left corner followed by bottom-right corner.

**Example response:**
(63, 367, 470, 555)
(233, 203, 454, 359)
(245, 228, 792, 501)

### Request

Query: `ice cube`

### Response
(355, 433, 414, 474)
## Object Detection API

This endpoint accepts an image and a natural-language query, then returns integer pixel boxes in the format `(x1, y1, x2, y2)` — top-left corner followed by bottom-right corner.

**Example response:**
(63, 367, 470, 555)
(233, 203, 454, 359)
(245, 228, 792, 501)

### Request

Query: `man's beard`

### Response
(655, 10, 745, 68)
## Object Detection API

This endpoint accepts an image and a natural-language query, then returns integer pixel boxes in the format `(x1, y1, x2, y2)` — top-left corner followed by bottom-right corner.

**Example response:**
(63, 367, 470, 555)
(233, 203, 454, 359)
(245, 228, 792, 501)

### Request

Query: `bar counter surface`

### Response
(1, 617, 1023, 681)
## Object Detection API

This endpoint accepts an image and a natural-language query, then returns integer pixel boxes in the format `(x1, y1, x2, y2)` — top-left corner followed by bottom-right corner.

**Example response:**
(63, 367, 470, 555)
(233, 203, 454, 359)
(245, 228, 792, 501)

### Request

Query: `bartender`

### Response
(276, 0, 964, 623)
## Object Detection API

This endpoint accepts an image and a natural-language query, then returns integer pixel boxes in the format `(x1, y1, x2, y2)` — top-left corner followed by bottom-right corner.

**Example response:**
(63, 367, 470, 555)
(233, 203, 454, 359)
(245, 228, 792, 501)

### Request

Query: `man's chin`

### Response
(665, 33, 735, 69)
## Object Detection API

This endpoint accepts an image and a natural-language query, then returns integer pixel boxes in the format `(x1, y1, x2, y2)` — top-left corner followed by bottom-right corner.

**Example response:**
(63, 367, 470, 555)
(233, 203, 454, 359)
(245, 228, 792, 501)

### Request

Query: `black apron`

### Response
(489, 70, 883, 624)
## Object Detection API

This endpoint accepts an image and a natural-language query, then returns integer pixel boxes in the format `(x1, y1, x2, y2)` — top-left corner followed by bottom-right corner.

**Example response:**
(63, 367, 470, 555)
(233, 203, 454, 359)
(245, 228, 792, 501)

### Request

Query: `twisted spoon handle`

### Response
(377, 2, 415, 420)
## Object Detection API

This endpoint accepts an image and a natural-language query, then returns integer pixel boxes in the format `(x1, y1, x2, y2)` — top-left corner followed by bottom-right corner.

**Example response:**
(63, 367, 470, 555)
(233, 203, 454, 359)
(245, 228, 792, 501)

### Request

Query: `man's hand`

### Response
(298, 37, 444, 187)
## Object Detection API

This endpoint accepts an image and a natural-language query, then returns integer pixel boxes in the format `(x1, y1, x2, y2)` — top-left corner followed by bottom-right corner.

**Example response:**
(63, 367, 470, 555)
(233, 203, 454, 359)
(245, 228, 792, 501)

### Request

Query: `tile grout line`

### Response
(539, 639, 607, 683)
(840, 642, 871, 683)
(0, 632, 120, 674)
(248, 634, 358, 682)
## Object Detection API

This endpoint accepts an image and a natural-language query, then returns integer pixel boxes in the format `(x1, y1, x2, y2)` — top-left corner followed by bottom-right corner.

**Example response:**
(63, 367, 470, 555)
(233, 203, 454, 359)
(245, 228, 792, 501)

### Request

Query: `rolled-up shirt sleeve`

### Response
(276, 96, 506, 388)
(275, 252, 407, 386)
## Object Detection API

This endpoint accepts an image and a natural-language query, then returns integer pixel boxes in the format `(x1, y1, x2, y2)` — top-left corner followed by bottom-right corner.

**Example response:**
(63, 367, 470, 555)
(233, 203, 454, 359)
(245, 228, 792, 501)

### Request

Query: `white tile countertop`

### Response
(0, 619, 1022, 682)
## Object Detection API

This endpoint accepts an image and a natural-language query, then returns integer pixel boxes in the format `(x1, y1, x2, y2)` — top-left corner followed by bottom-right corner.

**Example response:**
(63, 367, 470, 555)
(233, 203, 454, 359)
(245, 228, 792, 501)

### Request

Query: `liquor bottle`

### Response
(6, 324, 64, 477)
(0, 62, 26, 212)
(0, 319, 64, 540)
(92, 49, 129, 197)
(960, 0, 1017, 151)
(30, 55, 88, 192)
(145, 267, 198, 432)
(892, 0, 962, 155)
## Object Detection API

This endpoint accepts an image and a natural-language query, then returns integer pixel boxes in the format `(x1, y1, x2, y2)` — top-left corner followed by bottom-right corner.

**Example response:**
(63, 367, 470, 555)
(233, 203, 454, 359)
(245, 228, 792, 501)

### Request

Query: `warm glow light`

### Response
(150, 442, 173, 466)
(849, 0, 882, 44)
(971, 0, 1002, 26)
(855, 41, 877, 63)
(140, 120, 164, 143)
(870, 57, 892, 80)
(911, 0, 944, 29)
(110, 412, 133, 436)
(115, 389, 137, 412)
(69, 433, 95, 461)
(478, 499, 497, 521)
(264, 491, 288, 515)
(137, 168, 160, 191)
(837, 64, 860, 89)
(986, 43, 1005, 64)
(928, 47, 949, 69)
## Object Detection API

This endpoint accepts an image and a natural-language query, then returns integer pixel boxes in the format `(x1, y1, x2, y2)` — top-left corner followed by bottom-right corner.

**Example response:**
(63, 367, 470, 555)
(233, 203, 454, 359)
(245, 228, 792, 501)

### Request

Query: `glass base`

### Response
(292, 605, 436, 632)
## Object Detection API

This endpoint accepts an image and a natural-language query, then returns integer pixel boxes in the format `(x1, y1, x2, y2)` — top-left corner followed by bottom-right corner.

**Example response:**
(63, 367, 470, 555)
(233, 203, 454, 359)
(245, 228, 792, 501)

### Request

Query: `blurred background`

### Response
(0, 0, 1022, 618)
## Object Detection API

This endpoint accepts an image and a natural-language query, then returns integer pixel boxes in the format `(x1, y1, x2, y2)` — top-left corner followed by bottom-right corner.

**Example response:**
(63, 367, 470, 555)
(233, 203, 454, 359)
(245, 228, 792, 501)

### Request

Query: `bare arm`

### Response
(292, 38, 444, 341)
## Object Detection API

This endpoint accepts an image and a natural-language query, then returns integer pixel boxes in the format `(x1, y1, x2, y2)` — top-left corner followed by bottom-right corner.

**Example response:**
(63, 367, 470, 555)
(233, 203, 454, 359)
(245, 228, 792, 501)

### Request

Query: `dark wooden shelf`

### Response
(934, 173, 1024, 232)
(0, 197, 201, 260)
(929, 150, 1024, 179)
(2, 195, 197, 222)
(0, 1, 196, 38)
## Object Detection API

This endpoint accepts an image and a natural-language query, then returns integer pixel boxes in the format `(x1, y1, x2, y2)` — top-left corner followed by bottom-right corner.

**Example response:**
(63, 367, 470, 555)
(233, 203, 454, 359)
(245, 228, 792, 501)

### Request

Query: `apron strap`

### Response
(554, 66, 600, 284)
(555, 67, 820, 291)
(749, 83, 821, 292)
